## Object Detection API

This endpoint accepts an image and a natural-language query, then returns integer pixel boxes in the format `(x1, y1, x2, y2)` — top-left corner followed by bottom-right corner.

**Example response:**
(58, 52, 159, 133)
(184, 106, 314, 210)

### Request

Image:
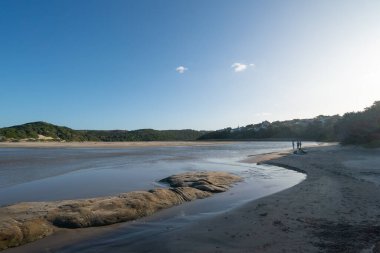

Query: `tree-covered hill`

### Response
(0, 122, 84, 141)
(1, 101, 378, 146)
(198, 101, 380, 147)
(0, 122, 208, 142)
(80, 129, 207, 142)
(335, 101, 380, 147)
(198, 115, 341, 142)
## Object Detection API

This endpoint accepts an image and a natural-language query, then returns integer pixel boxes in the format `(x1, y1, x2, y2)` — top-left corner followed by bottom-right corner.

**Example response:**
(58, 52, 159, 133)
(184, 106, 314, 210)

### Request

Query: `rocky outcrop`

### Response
(0, 171, 241, 250)
(160, 171, 242, 193)
(46, 187, 212, 228)
(0, 218, 53, 250)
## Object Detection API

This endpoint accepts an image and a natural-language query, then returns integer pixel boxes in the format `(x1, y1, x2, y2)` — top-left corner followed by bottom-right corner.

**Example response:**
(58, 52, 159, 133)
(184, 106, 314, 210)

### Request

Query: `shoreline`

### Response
(57, 144, 380, 253)
(3, 144, 379, 252)
(132, 144, 379, 252)
(0, 140, 330, 149)
(0, 141, 233, 149)
(0, 145, 306, 253)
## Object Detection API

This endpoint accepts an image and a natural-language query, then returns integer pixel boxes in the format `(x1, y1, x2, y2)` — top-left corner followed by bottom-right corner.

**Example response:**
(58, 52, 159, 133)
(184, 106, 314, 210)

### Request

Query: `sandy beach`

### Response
(3, 144, 380, 252)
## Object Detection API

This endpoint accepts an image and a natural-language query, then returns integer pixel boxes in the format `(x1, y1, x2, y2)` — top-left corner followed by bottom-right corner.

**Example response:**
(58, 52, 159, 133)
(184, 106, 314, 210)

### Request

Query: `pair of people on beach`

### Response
(292, 140, 302, 150)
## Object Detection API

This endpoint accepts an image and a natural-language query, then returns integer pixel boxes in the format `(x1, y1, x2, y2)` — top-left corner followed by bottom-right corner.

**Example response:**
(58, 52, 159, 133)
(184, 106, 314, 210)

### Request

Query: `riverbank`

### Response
(90, 144, 380, 252)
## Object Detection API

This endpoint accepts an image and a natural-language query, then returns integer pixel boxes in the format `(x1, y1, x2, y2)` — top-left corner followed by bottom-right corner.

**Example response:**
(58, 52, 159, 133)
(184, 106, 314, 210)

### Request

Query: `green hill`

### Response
(80, 129, 207, 142)
(0, 122, 84, 141)
(335, 101, 380, 147)
(1, 101, 379, 146)
(198, 101, 380, 147)
(198, 115, 341, 142)
(0, 122, 208, 142)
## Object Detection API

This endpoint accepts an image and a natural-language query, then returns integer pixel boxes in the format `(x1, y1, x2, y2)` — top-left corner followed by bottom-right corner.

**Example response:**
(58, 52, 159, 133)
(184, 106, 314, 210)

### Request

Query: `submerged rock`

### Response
(0, 171, 241, 250)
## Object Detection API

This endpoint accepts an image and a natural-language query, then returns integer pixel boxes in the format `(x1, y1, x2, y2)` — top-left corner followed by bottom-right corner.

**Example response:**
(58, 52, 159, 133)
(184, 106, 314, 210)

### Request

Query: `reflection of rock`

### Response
(0, 171, 241, 250)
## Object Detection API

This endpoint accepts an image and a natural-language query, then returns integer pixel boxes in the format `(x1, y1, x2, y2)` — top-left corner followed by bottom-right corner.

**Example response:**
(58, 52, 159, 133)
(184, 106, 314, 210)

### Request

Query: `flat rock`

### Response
(0, 171, 241, 251)
(160, 171, 242, 193)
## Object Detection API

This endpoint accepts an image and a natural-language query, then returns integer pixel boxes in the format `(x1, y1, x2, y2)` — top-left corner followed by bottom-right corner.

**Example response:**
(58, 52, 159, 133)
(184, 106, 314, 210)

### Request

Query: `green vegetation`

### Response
(80, 129, 206, 142)
(199, 101, 380, 147)
(198, 116, 341, 142)
(0, 101, 378, 146)
(335, 101, 380, 147)
(0, 122, 84, 141)
(0, 122, 207, 142)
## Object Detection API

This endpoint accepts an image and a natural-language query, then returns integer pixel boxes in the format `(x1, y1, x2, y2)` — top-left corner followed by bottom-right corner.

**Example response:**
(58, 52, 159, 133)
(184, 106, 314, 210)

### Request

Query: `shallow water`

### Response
(53, 163, 306, 253)
(0, 141, 311, 206)
(1, 141, 312, 253)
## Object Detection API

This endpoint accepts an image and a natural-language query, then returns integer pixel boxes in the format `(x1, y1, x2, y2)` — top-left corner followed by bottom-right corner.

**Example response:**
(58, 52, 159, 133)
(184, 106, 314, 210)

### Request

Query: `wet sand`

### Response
(4, 144, 380, 252)
(240, 151, 291, 164)
(84, 144, 380, 253)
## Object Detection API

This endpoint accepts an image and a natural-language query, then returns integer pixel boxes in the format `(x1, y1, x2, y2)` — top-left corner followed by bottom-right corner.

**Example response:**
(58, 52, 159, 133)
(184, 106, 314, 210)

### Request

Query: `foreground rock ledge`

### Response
(0, 171, 241, 250)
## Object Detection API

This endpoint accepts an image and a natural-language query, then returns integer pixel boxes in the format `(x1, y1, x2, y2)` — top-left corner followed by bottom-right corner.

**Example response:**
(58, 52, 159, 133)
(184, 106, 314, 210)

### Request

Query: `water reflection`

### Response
(0, 142, 310, 206)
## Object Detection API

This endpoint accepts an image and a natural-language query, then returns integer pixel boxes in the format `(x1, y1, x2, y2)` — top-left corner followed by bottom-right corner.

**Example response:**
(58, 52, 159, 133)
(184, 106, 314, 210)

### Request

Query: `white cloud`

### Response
(255, 112, 272, 117)
(176, 66, 188, 74)
(231, 62, 255, 72)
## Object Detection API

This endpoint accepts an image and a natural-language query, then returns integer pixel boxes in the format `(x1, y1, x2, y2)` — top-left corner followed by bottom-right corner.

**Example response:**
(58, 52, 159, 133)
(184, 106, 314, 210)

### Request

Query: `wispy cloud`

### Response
(176, 66, 188, 74)
(255, 112, 272, 117)
(231, 62, 255, 72)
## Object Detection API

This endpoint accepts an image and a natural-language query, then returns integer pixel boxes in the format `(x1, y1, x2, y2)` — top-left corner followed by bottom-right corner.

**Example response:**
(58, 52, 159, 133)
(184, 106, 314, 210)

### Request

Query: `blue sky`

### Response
(1, 0, 379, 130)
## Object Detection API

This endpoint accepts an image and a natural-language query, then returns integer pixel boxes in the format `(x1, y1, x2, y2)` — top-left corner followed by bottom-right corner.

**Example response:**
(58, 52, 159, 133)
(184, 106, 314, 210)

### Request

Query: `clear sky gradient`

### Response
(1, 0, 379, 130)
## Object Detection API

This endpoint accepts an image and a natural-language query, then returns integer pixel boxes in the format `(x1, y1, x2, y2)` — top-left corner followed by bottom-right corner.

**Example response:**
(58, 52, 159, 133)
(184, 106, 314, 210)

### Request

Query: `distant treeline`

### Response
(80, 129, 207, 142)
(0, 101, 379, 146)
(198, 116, 340, 141)
(199, 101, 380, 147)
(335, 101, 380, 147)
(0, 122, 207, 142)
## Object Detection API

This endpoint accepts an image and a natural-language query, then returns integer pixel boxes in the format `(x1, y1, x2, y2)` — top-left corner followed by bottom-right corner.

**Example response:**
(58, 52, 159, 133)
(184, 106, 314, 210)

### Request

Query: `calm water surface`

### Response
(0, 142, 311, 206)
(1, 142, 313, 253)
